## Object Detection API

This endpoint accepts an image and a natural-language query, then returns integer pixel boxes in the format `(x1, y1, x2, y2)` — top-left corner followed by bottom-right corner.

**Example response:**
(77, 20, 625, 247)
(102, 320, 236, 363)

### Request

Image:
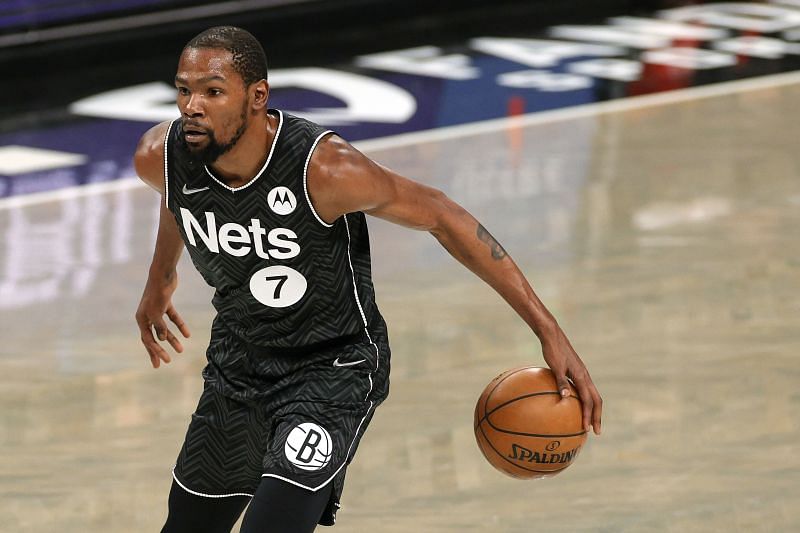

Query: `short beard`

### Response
(180, 109, 249, 166)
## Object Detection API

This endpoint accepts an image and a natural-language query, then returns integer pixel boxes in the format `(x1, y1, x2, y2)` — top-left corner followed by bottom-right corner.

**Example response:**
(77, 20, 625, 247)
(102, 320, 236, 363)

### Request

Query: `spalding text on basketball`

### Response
(180, 208, 300, 260)
(508, 443, 581, 464)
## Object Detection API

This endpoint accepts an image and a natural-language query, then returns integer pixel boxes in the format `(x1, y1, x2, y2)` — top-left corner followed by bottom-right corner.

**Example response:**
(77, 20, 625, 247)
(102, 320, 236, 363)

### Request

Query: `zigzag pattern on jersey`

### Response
(174, 385, 266, 495)
(166, 110, 382, 353)
(202, 317, 386, 405)
(175, 344, 391, 494)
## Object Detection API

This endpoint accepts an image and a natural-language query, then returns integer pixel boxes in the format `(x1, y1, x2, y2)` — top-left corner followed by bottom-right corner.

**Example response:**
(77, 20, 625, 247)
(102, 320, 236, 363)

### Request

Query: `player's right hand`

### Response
(135, 273, 191, 368)
(540, 324, 602, 436)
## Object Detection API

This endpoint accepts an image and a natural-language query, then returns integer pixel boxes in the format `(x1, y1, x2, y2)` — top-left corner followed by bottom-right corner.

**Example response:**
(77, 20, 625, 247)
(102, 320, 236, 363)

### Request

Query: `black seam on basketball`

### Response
(483, 397, 587, 437)
(482, 365, 538, 425)
(485, 391, 561, 417)
(474, 392, 559, 431)
(485, 424, 588, 438)
(475, 391, 582, 432)
(477, 422, 573, 474)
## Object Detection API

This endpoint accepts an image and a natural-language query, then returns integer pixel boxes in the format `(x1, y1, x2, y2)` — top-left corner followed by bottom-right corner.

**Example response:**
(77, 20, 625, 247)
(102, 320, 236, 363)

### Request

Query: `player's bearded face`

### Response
(175, 47, 253, 165)
(180, 101, 248, 165)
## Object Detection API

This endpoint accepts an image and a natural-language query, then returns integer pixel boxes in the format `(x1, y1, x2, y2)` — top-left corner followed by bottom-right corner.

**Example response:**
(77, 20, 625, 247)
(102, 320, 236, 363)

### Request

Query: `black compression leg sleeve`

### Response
(239, 477, 334, 533)
(160, 480, 250, 533)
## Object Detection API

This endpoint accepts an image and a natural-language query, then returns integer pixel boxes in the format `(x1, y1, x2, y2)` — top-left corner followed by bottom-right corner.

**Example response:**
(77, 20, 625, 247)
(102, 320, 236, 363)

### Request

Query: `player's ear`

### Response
(251, 80, 269, 110)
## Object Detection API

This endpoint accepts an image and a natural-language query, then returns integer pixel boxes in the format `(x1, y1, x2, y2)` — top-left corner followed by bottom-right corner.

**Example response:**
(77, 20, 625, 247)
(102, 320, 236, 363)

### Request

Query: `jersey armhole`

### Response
(163, 120, 176, 209)
(303, 130, 335, 228)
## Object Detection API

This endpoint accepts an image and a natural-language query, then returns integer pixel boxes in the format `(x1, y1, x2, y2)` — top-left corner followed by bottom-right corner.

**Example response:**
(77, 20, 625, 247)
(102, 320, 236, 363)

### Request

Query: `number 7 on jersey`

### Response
(249, 265, 308, 308)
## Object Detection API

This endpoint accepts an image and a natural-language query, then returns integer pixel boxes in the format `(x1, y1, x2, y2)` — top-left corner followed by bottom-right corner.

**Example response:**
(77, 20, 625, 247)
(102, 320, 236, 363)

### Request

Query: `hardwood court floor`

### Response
(2, 81, 799, 532)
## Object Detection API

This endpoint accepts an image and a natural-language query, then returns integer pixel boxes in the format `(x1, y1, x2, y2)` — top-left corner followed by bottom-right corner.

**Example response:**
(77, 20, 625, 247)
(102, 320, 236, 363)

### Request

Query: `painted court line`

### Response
(356, 69, 800, 152)
(0, 177, 145, 209)
(3, 69, 800, 211)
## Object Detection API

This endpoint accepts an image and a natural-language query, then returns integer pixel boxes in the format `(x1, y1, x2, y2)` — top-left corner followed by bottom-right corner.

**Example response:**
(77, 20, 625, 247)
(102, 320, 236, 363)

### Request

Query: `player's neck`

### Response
(209, 112, 276, 188)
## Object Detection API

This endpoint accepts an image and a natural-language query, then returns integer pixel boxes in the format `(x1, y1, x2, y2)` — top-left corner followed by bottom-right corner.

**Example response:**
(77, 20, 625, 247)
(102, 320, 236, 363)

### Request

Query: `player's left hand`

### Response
(540, 324, 602, 435)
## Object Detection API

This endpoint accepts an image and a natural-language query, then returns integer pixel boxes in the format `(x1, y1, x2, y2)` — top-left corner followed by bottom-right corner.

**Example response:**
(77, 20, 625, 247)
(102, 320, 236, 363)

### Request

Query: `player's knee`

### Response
(161, 480, 248, 533)
(240, 478, 333, 533)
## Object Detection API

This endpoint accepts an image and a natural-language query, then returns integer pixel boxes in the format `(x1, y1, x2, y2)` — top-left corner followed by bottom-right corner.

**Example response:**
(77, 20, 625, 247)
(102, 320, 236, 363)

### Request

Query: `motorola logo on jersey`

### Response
(284, 422, 333, 471)
(268, 186, 297, 215)
(179, 207, 300, 260)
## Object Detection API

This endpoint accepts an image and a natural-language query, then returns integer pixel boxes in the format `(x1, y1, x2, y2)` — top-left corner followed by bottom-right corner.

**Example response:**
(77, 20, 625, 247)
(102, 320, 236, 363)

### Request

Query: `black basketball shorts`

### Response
(171, 330, 390, 526)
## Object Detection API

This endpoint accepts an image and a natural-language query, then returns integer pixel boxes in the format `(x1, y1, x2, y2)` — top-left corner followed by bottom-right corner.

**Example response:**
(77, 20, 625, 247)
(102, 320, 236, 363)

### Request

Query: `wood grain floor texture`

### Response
(1, 83, 798, 532)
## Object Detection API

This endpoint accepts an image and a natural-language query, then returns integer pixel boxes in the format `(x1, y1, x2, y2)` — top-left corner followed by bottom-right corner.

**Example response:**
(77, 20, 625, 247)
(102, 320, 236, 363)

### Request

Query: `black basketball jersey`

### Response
(164, 110, 385, 352)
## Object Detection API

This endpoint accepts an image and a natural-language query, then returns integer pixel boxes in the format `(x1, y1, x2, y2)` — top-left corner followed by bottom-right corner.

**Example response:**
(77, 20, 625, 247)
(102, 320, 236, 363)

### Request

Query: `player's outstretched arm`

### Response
(307, 135, 602, 435)
(133, 122, 191, 369)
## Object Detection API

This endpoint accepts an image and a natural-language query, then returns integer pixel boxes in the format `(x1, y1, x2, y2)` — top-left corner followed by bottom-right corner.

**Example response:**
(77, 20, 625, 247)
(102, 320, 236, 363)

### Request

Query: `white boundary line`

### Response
(0, 176, 144, 210)
(355, 69, 800, 152)
(3, 69, 800, 211)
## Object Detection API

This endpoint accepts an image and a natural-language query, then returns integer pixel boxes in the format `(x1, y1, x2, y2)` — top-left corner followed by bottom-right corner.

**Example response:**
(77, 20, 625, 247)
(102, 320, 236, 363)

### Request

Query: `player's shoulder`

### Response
(135, 120, 173, 159)
(306, 132, 358, 188)
(133, 120, 175, 193)
(277, 109, 332, 145)
(272, 109, 359, 177)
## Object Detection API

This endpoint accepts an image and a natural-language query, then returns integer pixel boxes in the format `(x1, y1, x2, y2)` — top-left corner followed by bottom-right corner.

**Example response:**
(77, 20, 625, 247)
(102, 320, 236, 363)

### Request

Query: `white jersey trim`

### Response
(203, 110, 284, 192)
(343, 214, 381, 399)
(303, 130, 335, 228)
(171, 469, 253, 499)
(163, 119, 176, 209)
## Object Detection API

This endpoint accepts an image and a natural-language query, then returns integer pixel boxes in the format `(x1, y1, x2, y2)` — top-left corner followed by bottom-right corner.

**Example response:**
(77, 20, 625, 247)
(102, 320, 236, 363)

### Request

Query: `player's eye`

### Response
(176, 87, 190, 96)
(209, 88, 223, 96)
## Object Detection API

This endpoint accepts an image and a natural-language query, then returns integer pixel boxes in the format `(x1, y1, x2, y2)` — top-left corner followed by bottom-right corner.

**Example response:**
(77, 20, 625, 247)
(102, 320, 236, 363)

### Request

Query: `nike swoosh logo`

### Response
(333, 358, 366, 368)
(183, 184, 210, 195)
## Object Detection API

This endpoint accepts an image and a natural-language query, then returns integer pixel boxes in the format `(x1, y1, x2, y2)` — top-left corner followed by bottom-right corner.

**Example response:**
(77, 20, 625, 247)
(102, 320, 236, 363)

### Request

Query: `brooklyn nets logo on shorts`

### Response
(284, 422, 333, 471)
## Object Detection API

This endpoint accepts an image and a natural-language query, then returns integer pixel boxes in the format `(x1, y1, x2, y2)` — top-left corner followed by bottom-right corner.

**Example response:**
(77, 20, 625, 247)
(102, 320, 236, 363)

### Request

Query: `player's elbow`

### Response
(428, 189, 469, 236)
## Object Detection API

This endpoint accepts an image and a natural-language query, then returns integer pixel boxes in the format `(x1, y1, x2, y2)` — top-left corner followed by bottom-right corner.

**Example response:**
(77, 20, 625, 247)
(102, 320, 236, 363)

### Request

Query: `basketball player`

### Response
(134, 26, 602, 533)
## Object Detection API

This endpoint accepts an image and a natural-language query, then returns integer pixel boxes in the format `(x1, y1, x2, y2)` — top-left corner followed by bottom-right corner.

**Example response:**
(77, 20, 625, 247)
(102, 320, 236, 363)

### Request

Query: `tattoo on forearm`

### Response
(476, 224, 508, 260)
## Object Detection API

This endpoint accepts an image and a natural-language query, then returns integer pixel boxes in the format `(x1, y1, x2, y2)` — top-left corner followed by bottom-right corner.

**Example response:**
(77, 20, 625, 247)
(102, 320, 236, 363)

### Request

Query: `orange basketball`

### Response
(474, 366, 587, 479)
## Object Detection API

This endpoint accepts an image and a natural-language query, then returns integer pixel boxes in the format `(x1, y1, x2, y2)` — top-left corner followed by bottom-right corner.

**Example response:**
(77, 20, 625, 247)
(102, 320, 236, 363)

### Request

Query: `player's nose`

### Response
(184, 94, 204, 117)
